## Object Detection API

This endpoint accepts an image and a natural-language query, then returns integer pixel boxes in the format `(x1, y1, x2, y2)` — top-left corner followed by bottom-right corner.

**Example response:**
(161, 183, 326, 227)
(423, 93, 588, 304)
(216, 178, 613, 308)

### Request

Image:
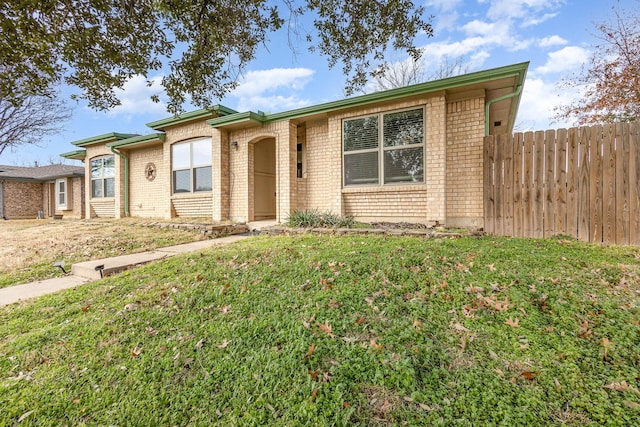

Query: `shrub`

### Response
(286, 209, 355, 228)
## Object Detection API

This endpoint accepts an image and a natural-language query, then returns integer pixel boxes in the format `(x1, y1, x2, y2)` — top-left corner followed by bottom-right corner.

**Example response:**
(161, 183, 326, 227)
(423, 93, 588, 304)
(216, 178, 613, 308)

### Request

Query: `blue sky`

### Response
(0, 0, 630, 166)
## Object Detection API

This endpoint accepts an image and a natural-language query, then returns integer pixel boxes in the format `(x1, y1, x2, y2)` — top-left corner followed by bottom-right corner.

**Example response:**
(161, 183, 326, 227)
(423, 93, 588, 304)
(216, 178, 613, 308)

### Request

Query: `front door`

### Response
(253, 139, 276, 220)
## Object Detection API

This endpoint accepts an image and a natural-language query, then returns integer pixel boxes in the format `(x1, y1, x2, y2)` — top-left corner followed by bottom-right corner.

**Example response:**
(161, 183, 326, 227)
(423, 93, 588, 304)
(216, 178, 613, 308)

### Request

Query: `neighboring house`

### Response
(62, 62, 528, 228)
(0, 164, 85, 220)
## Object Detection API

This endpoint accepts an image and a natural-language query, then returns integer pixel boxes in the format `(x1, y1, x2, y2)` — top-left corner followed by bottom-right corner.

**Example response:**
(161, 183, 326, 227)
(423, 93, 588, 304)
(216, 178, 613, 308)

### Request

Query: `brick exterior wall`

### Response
(446, 96, 486, 228)
(1, 181, 43, 219)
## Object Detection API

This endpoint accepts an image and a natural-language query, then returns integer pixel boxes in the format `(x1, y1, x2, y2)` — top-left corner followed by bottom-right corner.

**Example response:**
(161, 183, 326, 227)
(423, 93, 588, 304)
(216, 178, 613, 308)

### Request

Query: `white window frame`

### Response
(90, 155, 115, 199)
(342, 107, 425, 187)
(56, 178, 67, 210)
(171, 138, 213, 194)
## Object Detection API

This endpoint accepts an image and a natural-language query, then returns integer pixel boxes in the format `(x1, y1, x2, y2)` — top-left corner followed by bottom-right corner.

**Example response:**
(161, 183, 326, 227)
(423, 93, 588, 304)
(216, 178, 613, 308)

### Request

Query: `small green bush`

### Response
(286, 209, 355, 228)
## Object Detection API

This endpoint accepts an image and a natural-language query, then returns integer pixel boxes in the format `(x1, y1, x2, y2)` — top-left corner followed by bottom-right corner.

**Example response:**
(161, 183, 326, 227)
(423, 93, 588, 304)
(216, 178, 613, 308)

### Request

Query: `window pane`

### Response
(105, 178, 115, 197)
(344, 152, 379, 186)
(91, 159, 102, 178)
(103, 156, 115, 177)
(173, 169, 191, 193)
(344, 116, 378, 151)
(192, 139, 212, 167)
(194, 166, 212, 191)
(383, 109, 424, 147)
(91, 179, 103, 198)
(172, 143, 191, 169)
(384, 147, 424, 183)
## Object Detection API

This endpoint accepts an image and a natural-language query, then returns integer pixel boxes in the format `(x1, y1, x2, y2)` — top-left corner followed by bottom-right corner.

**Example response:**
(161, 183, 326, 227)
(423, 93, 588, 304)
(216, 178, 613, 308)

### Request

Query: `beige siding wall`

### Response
(446, 96, 485, 228)
(1, 181, 43, 219)
(129, 145, 168, 218)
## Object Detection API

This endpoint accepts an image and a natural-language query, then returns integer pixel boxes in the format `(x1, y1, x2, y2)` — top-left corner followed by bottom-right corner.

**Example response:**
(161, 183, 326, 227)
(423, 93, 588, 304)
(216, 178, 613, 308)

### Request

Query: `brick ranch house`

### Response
(0, 164, 85, 219)
(61, 62, 528, 228)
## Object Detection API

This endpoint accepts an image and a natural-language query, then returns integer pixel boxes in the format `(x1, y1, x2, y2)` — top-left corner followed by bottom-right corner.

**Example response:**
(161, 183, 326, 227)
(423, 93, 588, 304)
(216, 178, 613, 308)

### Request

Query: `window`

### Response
(343, 108, 424, 186)
(91, 156, 115, 198)
(172, 138, 212, 193)
(56, 179, 67, 209)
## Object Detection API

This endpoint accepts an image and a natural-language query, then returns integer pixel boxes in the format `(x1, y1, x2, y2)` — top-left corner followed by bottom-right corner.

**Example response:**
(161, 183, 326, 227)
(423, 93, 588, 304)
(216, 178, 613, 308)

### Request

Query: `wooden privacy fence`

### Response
(484, 123, 640, 245)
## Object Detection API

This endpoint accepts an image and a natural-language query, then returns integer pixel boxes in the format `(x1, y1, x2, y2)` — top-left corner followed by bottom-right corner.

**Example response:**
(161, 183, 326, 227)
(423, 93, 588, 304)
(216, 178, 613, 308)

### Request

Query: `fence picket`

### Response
(555, 128, 568, 236)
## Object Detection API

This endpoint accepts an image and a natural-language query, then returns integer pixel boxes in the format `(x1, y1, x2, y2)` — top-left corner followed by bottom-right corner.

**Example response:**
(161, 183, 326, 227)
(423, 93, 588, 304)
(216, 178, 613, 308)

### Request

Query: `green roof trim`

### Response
(106, 133, 166, 149)
(208, 62, 529, 128)
(147, 104, 238, 130)
(203, 111, 267, 128)
(60, 149, 86, 160)
(71, 132, 139, 147)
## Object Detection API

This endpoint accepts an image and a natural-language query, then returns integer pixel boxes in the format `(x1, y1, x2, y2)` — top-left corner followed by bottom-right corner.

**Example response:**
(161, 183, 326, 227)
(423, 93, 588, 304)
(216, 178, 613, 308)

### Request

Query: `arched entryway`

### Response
(253, 138, 276, 220)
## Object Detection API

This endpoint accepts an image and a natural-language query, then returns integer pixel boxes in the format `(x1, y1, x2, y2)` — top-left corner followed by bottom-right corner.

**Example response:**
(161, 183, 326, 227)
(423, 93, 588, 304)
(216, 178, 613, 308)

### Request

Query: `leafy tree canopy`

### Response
(556, 1, 640, 124)
(0, 0, 433, 115)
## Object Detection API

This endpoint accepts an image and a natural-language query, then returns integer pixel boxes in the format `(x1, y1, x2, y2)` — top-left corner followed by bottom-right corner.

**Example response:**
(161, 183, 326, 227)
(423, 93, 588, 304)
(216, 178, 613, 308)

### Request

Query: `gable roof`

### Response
(0, 164, 84, 181)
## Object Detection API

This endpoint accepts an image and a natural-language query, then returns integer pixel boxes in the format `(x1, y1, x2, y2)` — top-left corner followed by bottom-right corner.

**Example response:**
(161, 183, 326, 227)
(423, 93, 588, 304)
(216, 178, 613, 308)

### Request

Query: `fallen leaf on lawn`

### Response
(343, 401, 350, 408)
(465, 285, 484, 293)
(219, 305, 232, 314)
(308, 370, 321, 380)
(529, 284, 537, 293)
(356, 316, 366, 325)
(216, 339, 229, 349)
(81, 304, 91, 312)
(487, 264, 496, 272)
(17, 410, 35, 422)
(72, 399, 81, 404)
(519, 371, 539, 380)
(195, 339, 205, 350)
(494, 369, 505, 377)
(370, 339, 383, 350)
(327, 298, 342, 309)
(418, 403, 437, 411)
(145, 326, 158, 336)
(412, 319, 423, 329)
(578, 319, 592, 337)
(451, 322, 470, 333)
(554, 378, 561, 389)
(545, 326, 555, 333)
(305, 343, 316, 360)
(602, 380, 640, 396)
(624, 400, 640, 410)
(505, 317, 520, 328)
(130, 347, 142, 358)
(310, 389, 318, 402)
(317, 320, 335, 338)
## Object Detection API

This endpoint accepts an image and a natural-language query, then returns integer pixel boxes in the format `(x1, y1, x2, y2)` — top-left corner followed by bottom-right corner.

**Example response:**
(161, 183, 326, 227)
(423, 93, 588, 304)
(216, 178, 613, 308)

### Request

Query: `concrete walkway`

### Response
(0, 234, 252, 307)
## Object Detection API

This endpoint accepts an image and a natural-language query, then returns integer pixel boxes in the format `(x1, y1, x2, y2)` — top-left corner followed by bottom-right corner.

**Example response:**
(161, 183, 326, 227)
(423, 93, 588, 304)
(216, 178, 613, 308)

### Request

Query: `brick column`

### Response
(426, 95, 447, 225)
(212, 128, 229, 221)
(275, 122, 297, 222)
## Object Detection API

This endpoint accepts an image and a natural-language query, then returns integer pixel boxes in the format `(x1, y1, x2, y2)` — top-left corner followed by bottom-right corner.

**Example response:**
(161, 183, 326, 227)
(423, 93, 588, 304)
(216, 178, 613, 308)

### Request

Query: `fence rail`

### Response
(483, 123, 640, 244)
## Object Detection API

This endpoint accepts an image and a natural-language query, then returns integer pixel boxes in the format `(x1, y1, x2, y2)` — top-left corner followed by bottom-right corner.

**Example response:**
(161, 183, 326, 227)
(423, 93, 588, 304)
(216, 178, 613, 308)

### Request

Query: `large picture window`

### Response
(91, 156, 115, 198)
(172, 138, 212, 193)
(343, 108, 424, 186)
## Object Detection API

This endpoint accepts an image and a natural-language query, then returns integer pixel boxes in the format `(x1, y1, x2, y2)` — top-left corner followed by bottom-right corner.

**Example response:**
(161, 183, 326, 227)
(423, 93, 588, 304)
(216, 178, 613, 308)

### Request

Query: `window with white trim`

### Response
(172, 138, 212, 193)
(343, 107, 424, 186)
(56, 178, 67, 209)
(91, 156, 115, 198)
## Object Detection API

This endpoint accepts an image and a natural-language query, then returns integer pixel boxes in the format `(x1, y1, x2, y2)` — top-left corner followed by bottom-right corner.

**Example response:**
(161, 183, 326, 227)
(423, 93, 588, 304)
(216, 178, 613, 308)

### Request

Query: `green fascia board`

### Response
(147, 104, 238, 130)
(208, 62, 529, 128)
(106, 133, 166, 149)
(60, 149, 86, 160)
(205, 111, 267, 128)
(71, 132, 139, 147)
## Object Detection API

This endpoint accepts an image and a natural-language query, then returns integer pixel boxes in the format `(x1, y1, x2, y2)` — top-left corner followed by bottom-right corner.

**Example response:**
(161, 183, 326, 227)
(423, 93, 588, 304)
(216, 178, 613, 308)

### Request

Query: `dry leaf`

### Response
(310, 389, 318, 402)
(216, 339, 229, 349)
(308, 370, 321, 380)
(130, 347, 142, 358)
(519, 371, 539, 380)
(356, 316, 366, 325)
(578, 319, 592, 337)
(487, 264, 497, 272)
(195, 339, 205, 350)
(343, 401, 350, 408)
(145, 326, 159, 336)
(317, 320, 335, 338)
(494, 369, 505, 377)
(305, 343, 316, 360)
(412, 319, 423, 329)
(452, 322, 470, 333)
(17, 410, 35, 423)
(370, 339, 383, 350)
(219, 305, 232, 314)
(505, 317, 520, 328)
(81, 304, 91, 312)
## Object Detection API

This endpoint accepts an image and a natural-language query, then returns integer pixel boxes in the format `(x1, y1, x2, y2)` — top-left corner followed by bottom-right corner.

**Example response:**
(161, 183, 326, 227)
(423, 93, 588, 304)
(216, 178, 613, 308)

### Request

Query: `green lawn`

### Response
(1, 235, 639, 426)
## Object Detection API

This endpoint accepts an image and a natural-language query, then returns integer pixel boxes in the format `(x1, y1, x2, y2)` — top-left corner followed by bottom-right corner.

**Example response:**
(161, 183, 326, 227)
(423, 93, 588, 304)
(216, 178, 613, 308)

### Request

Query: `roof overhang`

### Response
(71, 132, 139, 147)
(60, 149, 86, 161)
(106, 133, 166, 150)
(147, 105, 238, 131)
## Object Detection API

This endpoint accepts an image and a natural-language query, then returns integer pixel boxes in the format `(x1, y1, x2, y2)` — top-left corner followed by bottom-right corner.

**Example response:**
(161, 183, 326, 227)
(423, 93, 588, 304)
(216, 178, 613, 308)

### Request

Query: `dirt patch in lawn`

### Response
(0, 218, 216, 287)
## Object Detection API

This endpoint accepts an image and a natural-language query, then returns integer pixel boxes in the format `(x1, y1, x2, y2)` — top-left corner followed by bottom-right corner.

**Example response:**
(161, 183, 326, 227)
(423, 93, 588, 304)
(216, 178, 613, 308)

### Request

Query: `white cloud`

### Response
(522, 12, 558, 27)
(534, 46, 590, 75)
(107, 75, 167, 117)
(231, 67, 315, 112)
(481, 0, 564, 21)
(426, 0, 464, 12)
(517, 77, 582, 130)
(538, 35, 568, 48)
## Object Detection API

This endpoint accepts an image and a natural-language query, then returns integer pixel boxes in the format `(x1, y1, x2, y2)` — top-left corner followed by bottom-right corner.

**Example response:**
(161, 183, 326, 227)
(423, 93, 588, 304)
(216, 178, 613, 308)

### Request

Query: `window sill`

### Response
(90, 197, 115, 201)
(171, 192, 212, 199)
(342, 183, 426, 194)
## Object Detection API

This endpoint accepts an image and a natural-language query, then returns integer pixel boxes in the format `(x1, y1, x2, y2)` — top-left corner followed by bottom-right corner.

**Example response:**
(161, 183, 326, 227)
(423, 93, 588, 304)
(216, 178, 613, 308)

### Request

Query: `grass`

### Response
(1, 234, 640, 425)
